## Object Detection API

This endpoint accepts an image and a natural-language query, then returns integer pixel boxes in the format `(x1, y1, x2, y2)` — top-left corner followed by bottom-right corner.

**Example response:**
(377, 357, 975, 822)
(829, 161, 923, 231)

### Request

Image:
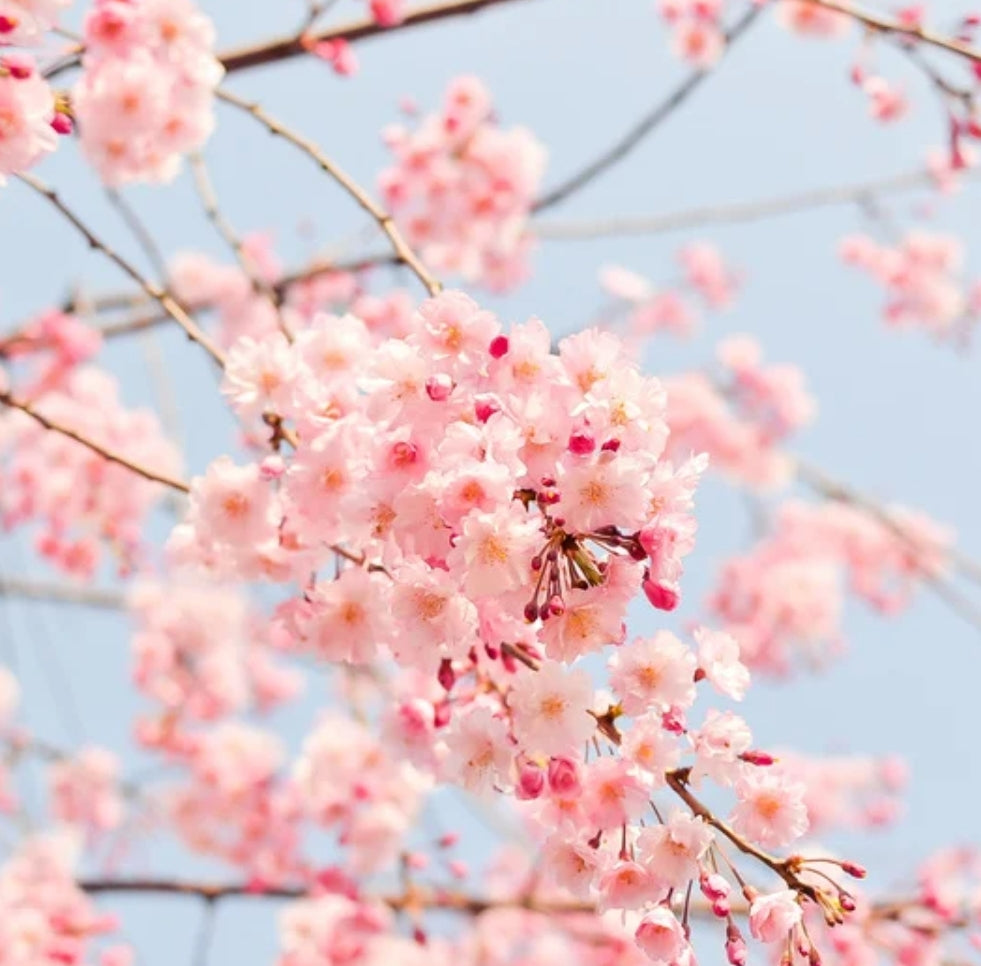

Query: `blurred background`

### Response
(2, 0, 980, 961)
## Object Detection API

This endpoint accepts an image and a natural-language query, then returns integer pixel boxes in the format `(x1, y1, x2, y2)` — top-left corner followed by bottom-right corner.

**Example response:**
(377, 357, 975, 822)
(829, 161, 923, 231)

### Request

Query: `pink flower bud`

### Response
(712, 899, 731, 917)
(643, 578, 679, 611)
(0, 16, 17, 33)
(700, 873, 731, 902)
(438, 832, 459, 848)
(474, 397, 499, 422)
(661, 706, 686, 733)
(259, 455, 286, 480)
(740, 749, 776, 766)
(425, 374, 453, 401)
(437, 658, 455, 692)
(841, 861, 867, 879)
(516, 759, 545, 800)
(51, 113, 74, 136)
(488, 335, 509, 358)
(600, 438, 621, 452)
(547, 756, 582, 798)
(840, 893, 857, 912)
(3, 57, 32, 79)
(568, 432, 595, 455)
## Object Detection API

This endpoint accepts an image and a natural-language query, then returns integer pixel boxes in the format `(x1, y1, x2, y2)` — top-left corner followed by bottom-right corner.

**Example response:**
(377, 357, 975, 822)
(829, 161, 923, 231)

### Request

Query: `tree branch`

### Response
(215, 88, 442, 298)
(15, 174, 226, 370)
(218, 0, 537, 74)
(0, 577, 125, 609)
(532, 5, 764, 214)
(802, 0, 981, 64)
(0, 390, 191, 494)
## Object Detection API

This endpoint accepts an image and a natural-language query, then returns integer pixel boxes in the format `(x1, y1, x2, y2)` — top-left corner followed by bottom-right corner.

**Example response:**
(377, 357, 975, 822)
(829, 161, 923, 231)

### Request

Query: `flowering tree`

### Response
(0, 0, 979, 964)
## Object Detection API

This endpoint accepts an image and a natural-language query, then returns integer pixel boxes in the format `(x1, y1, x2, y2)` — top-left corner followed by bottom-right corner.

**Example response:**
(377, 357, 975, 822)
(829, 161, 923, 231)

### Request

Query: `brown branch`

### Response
(218, 0, 536, 74)
(802, 0, 981, 64)
(532, 5, 764, 214)
(0, 577, 125, 609)
(15, 174, 226, 370)
(665, 768, 836, 916)
(215, 88, 441, 298)
(0, 390, 190, 494)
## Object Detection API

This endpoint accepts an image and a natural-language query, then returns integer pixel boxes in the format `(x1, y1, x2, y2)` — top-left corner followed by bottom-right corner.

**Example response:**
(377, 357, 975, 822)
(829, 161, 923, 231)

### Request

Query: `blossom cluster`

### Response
(664, 336, 815, 489)
(0, 53, 64, 182)
(0, 362, 181, 577)
(379, 77, 547, 290)
(840, 231, 981, 341)
(708, 498, 952, 673)
(73, 0, 223, 184)
(599, 243, 740, 341)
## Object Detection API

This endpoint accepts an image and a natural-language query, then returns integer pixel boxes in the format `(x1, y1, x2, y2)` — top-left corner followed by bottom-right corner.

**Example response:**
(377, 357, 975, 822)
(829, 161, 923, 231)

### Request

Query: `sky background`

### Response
(2, 0, 981, 963)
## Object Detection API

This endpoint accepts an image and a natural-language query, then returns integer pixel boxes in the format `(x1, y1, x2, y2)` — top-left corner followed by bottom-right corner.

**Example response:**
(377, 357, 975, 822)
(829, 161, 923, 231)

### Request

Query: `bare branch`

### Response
(0, 390, 191, 494)
(188, 151, 294, 342)
(0, 577, 125, 609)
(218, 0, 537, 74)
(533, 5, 764, 213)
(534, 169, 948, 240)
(216, 88, 442, 298)
(15, 174, 227, 370)
(803, 0, 981, 65)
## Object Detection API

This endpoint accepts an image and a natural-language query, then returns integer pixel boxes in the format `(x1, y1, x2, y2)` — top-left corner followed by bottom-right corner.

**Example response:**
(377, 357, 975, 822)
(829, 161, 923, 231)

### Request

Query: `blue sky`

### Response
(1, 1, 980, 963)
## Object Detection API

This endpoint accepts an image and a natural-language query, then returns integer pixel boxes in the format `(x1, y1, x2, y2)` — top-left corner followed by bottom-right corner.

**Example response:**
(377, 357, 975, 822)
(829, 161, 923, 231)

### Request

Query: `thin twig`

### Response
(15, 174, 226, 369)
(0, 390, 190, 493)
(218, 0, 536, 74)
(215, 88, 441, 298)
(0, 577, 125, 609)
(188, 152, 294, 341)
(534, 169, 951, 241)
(533, 5, 764, 213)
(802, 0, 981, 64)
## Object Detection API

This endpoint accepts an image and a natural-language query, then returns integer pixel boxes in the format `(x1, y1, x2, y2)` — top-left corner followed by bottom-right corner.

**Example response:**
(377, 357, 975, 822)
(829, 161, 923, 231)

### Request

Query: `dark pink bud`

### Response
(438, 832, 459, 848)
(523, 602, 539, 622)
(425, 374, 453, 401)
(489, 335, 509, 358)
(600, 438, 621, 452)
(389, 440, 419, 468)
(740, 749, 776, 767)
(712, 899, 730, 917)
(474, 397, 499, 423)
(516, 760, 545, 800)
(661, 706, 686, 734)
(643, 578, 679, 611)
(51, 113, 74, 136)
(568, 432, 595, 455)
(841, 861, 867, 879)
(3, 57, 32, 79)
(840, 893, 857, 912)
(700, 873, 731, 902)
(437, 658, 455, 692)
(433, 702, 451, 728)
(547, 756, 582, 798)
(0, 16, 17, 33)
(484, 643, 499, 660)
(413, 926, 427, 945)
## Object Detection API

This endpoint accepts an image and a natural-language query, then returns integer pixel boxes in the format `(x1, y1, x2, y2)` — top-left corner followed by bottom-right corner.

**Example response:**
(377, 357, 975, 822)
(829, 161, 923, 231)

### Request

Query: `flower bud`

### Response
(488, 335, 509, 358)
(568, 432, 595, 455)
(516, 759, 545, 800)
(643, 577, 679, 611)
(425, 374, 453, 401)
(547, 756, 582, 798)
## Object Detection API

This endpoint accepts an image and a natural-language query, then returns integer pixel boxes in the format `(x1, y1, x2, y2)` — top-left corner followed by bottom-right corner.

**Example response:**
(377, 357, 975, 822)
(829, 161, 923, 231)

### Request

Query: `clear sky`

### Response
(1, 1, 980, 963)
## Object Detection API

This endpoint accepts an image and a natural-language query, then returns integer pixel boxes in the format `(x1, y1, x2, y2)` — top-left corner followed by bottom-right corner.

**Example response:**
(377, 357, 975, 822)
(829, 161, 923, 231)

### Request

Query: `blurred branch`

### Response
(0, 578, 125, 609)
(534, 168, 947, 240)
(218, 0, 537, 74)
(0, 390, 191, 493)
(188, 152, 295, 342)
(532, 5, 764, 213)
(15, 174, 226, 369)
(216, 88, 442, 297)
(802, 0, 981, 65)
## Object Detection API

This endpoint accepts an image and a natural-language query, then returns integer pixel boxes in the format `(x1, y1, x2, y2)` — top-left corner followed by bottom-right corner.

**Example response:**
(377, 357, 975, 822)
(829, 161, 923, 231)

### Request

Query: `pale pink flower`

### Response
(581, 757, 649, 829)
(449, 502, 541, 598)
(442, 705, 513, 794)
(508, 660, 595, 755)
(622, 714, 681, 781)
(731, 773, 809, 848)
(691, 709, 753, 787)
(635, 906, 688, 963)
(597, 860, 662, 911)
(694, 627, 750, 700)
(608, 632, 697, 716)
(0, 62, 58, 182)
(749, 890, 803, 942)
